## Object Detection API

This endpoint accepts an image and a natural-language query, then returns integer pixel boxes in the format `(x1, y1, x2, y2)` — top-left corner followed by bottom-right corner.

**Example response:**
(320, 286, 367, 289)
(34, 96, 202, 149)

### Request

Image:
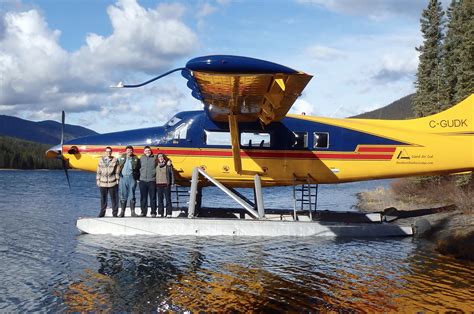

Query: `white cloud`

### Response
(372, 52, 418, 83)
(304, 45, 347, 61)
(0, 9, 69, 105)
(196, 2, 218, 19)
(298, 0, 427, 20)
(296, 31, 420, 118)
(290, 99, 318, 116)
(73, 1, 198, 76)
(0, 0, 199, 133)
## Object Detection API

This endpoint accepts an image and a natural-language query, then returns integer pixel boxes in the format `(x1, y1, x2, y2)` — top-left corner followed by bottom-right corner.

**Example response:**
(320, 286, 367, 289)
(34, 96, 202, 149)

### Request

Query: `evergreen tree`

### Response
(413, 0, 445, 117)
(455, 0, 474, 103)
(454, 0, 474, 187)
(0, 136, 62, 170)
(442, 0, 462, 107)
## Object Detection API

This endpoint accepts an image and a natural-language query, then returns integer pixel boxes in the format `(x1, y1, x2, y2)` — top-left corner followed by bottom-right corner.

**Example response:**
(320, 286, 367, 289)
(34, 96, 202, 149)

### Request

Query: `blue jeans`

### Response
(119, 175, 137, 202)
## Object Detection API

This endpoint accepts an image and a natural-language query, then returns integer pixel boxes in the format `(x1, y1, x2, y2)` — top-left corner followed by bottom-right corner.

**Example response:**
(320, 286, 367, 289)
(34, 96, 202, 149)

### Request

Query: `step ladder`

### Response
(293, 176, 318, 221)
(171, 185, 190, 215)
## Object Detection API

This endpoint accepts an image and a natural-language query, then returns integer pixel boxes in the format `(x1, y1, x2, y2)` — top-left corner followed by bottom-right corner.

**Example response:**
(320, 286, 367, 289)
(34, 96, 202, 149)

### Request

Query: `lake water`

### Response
(0, 170, 473, 312)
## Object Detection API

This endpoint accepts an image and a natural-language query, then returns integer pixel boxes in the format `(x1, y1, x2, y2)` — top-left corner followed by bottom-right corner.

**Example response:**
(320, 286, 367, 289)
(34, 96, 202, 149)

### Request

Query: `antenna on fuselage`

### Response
(110, 68, 187, 89)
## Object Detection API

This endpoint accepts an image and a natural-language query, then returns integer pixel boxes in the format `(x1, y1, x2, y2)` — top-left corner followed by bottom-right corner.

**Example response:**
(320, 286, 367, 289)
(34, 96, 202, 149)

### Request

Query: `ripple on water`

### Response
(1, 171, 474, 312)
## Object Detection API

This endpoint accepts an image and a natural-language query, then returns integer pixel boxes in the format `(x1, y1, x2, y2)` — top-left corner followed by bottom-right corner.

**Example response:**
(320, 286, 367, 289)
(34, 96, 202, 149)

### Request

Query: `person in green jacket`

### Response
(139, 146, 157, 217)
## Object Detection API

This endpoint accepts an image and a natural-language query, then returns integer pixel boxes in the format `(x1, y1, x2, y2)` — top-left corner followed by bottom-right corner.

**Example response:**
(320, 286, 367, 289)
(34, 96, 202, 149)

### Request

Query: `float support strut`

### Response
(188, 167, 199, 218)
(254, 174, 265, 218)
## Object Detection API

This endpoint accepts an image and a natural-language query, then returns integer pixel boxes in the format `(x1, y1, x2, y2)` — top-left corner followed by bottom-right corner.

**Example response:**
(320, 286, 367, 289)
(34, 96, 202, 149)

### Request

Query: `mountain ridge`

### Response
(0, 115, 98, 144)
(350, 94, 414, 120)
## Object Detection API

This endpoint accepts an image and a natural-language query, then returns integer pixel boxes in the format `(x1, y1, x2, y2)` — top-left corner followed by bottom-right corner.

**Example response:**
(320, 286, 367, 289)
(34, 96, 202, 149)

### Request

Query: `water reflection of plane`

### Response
(59, 235, 474, 312)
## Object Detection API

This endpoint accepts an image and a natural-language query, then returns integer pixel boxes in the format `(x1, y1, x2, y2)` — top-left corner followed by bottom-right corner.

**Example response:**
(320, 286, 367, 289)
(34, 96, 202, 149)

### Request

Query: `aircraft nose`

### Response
(46, 144, 62, 159)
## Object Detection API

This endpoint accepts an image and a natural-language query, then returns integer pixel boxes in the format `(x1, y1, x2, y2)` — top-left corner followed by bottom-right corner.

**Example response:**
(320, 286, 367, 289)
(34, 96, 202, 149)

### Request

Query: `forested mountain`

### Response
(0, 115, 97, 144)
(0, 136, 62, 169)
(0, 115, 97, 169)
(350, 94, 414, 120)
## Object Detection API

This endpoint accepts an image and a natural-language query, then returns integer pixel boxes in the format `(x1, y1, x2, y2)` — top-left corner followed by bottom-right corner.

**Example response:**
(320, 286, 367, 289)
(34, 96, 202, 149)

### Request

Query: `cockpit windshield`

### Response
(166, 116, 182, 127)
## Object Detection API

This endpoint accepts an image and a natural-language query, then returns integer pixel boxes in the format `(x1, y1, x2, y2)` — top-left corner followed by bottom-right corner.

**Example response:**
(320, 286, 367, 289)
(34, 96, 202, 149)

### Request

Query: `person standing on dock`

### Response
(139, 146, 157, 217)
(156, 153, 174, 217)
(117, 145, 140, 217)
(96, 147, 120, 217)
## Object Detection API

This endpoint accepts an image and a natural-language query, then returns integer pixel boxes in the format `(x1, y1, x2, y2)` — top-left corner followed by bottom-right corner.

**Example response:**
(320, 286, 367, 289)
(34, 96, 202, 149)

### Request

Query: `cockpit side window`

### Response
(164, 120, 191, 142)
(166, 116, 182, 127)
(174, 122, 189, 140)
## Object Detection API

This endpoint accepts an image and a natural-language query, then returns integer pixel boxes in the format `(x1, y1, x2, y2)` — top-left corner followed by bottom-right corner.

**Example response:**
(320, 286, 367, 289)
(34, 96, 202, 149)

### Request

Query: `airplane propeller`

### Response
(60, 111, 71, 190)
(46, 111, 71, 189)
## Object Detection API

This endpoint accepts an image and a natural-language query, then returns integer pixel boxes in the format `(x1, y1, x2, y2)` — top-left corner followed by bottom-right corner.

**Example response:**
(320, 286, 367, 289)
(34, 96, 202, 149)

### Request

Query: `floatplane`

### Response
(46, 55, 473, 237)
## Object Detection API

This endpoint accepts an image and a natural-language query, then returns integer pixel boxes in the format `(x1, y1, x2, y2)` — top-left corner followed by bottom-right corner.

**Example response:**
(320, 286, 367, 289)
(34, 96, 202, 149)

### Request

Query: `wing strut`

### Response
(228, 113, 242, 174)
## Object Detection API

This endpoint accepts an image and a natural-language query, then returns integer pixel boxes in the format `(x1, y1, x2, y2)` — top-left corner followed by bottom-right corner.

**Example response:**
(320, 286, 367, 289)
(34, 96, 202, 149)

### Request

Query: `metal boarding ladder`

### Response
(171, 185, 190, 215)
(293, 175, 318, 221)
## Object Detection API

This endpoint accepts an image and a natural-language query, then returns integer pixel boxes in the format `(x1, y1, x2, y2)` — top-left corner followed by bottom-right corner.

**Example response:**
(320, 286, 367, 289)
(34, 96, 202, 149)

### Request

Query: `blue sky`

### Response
(0, 0, 446, 133)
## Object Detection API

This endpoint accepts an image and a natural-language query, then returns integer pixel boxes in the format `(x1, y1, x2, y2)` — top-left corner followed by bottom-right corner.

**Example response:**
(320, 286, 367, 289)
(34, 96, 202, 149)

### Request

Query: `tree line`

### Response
(0, 136, 62, 169)
(413, 0, 473, 186)
(414, 0, 473, 115)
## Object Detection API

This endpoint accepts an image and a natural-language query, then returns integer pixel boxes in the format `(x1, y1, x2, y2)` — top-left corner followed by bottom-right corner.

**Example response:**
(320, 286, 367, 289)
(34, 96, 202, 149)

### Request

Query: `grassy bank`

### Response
(357, 177, 474, 261)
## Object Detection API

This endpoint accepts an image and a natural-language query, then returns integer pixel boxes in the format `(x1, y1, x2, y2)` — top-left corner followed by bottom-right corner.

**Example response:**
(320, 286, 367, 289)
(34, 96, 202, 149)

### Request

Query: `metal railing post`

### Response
(254, 174, 265, 219)
(188, 167, 199, 218)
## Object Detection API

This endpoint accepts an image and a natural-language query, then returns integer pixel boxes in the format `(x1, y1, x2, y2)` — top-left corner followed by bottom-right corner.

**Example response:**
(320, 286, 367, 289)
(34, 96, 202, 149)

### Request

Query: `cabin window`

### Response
(205, 130, 231, 146)
(241, 132, 271, 148)
(292, 132, 308, 149)
(314, 132, 329, 149)
(164, 121, 190, 142)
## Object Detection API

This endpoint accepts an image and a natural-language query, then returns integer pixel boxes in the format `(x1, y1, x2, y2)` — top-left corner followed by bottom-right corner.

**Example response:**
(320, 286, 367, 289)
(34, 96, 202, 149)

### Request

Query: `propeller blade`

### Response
(60, 110, 70, 190)
(62, 158, 71, 190)
(61, 110, 65, 148)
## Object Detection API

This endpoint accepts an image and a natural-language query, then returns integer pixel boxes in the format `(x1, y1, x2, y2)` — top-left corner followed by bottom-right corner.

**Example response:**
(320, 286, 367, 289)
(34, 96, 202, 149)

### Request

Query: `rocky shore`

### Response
(357, 184, 474, 261)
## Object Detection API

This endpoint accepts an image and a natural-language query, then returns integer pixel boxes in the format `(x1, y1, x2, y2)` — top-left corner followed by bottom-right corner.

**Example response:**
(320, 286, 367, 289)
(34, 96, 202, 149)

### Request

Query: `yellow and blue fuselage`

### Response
(55, 94, 474, 187)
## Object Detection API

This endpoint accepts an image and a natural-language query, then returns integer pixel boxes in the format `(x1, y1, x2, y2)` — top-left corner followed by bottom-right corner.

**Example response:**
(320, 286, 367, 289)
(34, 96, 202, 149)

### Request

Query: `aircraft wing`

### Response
(183, 55, 313, 174)
(118, 55, 313, 174)
(185, 55, 313, 125)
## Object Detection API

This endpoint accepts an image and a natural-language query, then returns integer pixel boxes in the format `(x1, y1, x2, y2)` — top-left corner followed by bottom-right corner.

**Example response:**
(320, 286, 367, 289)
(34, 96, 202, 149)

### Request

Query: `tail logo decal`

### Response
(397, 149, 411, 160)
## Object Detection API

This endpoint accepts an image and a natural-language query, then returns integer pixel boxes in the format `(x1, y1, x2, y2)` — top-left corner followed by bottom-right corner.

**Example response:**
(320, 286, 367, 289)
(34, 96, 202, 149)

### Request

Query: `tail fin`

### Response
(415, 94, 474, 133)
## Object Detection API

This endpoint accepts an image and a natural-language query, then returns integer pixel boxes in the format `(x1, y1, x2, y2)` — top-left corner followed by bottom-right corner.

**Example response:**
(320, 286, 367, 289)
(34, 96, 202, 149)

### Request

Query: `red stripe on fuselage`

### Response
(161, 149, 393, 160)
(66, 146, 394, 160)
(357, 147, 396, 153)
